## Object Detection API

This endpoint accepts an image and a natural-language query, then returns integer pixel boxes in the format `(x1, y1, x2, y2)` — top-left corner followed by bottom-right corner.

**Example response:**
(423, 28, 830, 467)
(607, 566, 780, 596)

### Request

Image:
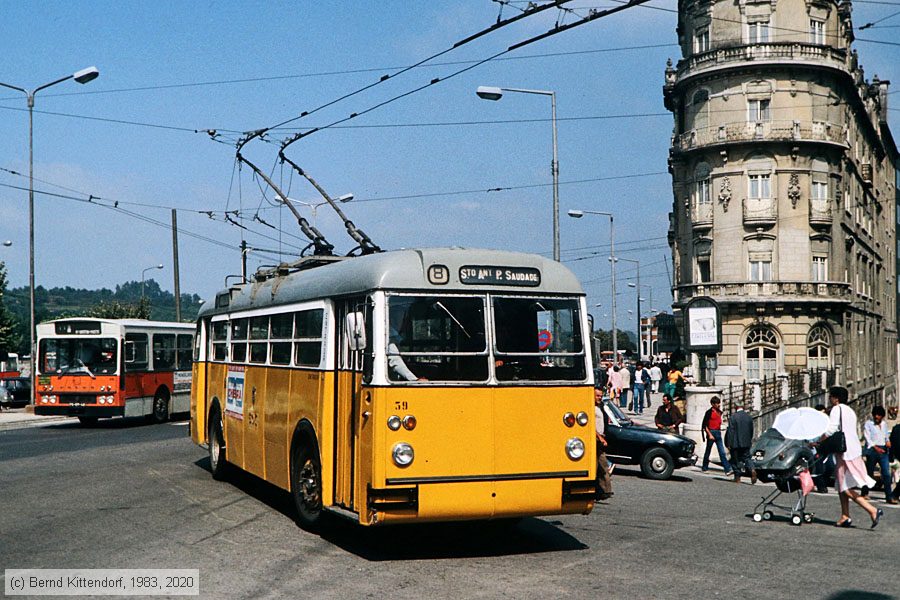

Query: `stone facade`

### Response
(663, 0, 899, 408)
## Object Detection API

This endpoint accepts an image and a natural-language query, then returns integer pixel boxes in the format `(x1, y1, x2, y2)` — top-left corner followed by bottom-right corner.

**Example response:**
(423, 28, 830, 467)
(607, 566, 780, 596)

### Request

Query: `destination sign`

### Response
(55, 322, 102, 335)
(459, 265, 541, 287)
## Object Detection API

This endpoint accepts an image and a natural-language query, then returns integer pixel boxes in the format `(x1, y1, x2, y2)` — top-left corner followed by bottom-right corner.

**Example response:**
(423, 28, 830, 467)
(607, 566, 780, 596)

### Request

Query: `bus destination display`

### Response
(459, 265, 541, 287)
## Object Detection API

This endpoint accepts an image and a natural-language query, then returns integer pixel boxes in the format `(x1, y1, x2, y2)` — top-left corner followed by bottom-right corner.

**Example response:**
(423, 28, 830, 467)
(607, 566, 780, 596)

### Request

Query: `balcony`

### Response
(692, 202, 713, 229)
(674, 42, 848, 84)
(673, 120, 847, 153)
(674, 281, 852, 305)
(743, 196, 777, 226)
(809, 197, 833, 227)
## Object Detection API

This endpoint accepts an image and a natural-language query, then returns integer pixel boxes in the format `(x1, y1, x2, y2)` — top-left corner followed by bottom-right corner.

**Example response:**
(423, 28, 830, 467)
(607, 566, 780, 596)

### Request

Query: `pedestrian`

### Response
(649, 362, 662, 398)
(594, 386, 613, 501)
(619, 362, 632, 412)
(724, 400, 756, 483)
(664, 365, 682, 398)
(633, 361, 650, 414)
(701, 397, 733, 476)
(863, 405, 896, 504)
(654, 394, 683, 433)
(812, 403, 834, 494)
(608, 364, 623, 408)
(820, 386, 882, 528)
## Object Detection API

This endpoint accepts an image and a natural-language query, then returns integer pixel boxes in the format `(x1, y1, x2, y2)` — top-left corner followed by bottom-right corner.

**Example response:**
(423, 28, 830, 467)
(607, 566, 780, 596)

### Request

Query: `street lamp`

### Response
(477, 85, 559, 261)
(621, 258, 641, 361)
(630, 282, 654, 361)
(0, 66, 100, 404)
(568, 209, 617, 359)
(142, 264, 164, 301)
(280, 193, 353, 227)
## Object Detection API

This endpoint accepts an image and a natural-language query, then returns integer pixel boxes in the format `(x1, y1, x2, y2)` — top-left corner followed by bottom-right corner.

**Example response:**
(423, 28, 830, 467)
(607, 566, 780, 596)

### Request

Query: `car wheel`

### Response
(290, 439, 323, 531)
(208, 409, 228, 481)
(640, 447, 675, 480)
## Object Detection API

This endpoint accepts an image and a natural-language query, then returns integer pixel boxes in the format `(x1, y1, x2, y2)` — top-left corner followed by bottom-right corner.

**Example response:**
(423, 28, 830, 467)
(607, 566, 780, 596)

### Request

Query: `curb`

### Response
(0, 415, 78, 432)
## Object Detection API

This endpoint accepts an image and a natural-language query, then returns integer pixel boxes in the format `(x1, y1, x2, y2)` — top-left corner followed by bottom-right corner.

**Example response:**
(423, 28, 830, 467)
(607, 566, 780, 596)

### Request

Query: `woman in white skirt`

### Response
(823, 386, 883, 528)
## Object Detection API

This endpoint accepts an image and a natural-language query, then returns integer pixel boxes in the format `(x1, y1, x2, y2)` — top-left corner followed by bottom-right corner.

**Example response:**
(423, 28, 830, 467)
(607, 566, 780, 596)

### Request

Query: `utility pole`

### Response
(171, 209, 181, 322)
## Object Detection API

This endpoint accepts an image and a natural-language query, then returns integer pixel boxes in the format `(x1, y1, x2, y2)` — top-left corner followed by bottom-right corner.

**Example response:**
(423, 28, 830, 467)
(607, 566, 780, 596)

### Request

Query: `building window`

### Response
(812, 180, 828, 201)
(807, 325, 831, 370)
(748, 21, 769, 43)
(748, 99, 771, 122)
(812, 256, 828, 281)
(697, 258, 711, 283)
(745, 327, 778, 380)
(809, 19, 825, 44)
(695, 28, 710, 53)
(749, 259, 772, 281)
(748, 173, 771, 200)
(697, 178, 711, 204)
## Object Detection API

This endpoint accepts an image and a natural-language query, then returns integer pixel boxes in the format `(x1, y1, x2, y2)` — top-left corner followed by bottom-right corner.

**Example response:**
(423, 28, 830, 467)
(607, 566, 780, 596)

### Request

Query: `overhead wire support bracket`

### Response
(235, 133, 334, 256)
(278, 150, 382, 255)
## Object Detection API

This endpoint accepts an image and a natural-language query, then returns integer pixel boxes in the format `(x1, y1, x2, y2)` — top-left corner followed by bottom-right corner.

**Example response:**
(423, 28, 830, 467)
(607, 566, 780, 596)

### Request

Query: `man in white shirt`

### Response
(618, 363, 632, 412)
(649, 363, 663, 394)
(863, 405, 896, 503)
(594, 387, 613, 500)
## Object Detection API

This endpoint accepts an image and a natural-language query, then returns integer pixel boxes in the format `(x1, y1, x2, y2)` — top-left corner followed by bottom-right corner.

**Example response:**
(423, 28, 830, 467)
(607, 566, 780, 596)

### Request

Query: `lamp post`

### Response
(281, 192, 353, 227)
(142, 264, 164, 302)
(621, 258, 641, 361)
(477, 85, 559, 261)
(0, 66, 100, 404)
(568, 209, 616, 359)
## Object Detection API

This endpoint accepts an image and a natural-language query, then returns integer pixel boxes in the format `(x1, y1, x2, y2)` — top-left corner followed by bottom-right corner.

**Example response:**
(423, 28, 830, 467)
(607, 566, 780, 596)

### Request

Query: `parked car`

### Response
(0, 376, 31, 408)
(602, 400, 697, 480)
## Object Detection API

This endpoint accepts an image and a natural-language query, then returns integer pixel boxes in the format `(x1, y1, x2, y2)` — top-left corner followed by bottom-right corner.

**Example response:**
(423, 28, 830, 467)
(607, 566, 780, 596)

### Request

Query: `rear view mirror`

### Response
(345, 312, 367, 351)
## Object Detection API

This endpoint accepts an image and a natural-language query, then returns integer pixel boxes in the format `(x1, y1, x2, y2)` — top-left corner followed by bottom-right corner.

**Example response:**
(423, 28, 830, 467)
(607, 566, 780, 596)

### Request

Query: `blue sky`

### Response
(0, 1, 897, 333)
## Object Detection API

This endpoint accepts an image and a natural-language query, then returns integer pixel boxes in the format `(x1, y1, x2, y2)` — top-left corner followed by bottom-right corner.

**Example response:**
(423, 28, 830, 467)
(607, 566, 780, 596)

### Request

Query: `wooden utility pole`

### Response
(171, 209, 181, 321)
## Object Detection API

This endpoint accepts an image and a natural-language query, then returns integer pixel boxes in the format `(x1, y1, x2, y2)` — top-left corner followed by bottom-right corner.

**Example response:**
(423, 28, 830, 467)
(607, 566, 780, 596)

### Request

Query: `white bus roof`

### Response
(200, 247, 585, 318)
(37, 318, 194, 333)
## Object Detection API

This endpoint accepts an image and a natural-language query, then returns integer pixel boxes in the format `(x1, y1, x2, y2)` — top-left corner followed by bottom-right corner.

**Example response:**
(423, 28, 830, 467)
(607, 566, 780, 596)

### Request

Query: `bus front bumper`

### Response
(34, 405, 125, 418)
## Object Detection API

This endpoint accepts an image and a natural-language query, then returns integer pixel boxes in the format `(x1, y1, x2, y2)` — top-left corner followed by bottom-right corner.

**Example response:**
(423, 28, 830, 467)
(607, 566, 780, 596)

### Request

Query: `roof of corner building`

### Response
(200, 247, 585, 317)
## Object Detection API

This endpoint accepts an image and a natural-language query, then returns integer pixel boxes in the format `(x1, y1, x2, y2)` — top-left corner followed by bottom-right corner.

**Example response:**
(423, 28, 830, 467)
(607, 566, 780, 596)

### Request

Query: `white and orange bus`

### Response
(0, 352, 20, 378)
(35, 318, 194, 424)
(191, 248, 597, 528)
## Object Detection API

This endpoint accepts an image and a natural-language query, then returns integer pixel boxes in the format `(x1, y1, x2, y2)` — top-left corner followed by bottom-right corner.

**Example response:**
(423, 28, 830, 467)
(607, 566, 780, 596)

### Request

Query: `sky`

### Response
(0, 0, 897, 334)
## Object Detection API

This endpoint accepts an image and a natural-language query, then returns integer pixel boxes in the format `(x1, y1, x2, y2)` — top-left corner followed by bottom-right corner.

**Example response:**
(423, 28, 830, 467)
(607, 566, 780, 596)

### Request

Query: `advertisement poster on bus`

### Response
(173, 371, 192, 394)
(226, 366, 245, 420)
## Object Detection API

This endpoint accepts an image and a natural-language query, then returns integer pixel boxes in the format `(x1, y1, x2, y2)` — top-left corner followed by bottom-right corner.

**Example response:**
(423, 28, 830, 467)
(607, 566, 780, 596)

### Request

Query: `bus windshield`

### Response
(39, 338, 118, 376)
(493, 296, 586, 382)
(387, 295, 488, 382)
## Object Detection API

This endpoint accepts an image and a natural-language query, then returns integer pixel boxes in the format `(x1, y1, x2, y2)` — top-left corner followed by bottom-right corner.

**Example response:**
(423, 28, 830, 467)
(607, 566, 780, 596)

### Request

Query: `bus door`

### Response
(333, 296, 372, 511)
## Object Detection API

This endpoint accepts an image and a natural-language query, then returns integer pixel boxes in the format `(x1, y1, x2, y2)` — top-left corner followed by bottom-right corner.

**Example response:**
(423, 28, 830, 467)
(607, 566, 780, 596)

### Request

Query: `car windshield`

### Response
(39, 337, 118, 376)
(604, 400, 632, 426)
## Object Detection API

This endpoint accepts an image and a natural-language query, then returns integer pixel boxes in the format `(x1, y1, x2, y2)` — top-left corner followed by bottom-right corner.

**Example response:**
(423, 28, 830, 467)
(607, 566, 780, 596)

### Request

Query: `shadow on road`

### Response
(194, 456, 589, 561)
(610, 466, 694, 483)
(48, 413, 190, 430)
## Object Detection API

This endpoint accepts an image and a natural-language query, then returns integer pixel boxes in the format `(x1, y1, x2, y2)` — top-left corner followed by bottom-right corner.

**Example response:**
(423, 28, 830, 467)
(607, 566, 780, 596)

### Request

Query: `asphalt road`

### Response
(0, 419, 896, 600)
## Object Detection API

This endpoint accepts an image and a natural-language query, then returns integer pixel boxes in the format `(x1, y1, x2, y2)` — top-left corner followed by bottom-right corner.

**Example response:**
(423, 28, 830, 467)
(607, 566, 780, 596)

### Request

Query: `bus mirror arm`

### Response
(345, 312, 367, 351)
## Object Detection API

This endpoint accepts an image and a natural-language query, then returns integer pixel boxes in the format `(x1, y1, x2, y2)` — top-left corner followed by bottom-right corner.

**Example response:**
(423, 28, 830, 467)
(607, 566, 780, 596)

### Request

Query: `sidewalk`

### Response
(0, 405, 75, 431)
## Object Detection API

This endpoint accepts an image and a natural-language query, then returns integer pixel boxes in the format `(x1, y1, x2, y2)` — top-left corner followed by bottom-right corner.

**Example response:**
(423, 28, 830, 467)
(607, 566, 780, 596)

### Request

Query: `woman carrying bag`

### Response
(820, 386, 882, 528)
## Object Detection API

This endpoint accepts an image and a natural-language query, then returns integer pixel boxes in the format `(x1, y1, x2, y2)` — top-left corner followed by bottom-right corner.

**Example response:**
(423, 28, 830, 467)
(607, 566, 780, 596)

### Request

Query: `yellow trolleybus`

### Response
(191, 248, 596, 527)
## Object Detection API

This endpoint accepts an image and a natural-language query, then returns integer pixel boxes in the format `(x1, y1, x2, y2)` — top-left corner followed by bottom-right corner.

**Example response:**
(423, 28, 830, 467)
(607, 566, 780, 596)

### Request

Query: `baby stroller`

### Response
(749, 428, 822, 526)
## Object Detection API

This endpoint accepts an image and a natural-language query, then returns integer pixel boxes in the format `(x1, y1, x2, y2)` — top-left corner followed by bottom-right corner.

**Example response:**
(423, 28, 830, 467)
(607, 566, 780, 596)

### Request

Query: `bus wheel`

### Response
(150, 390, 169, 424)
(208, 409, 228, 480)
(78, 416, 98, 426)
(290, 441, 323, 530)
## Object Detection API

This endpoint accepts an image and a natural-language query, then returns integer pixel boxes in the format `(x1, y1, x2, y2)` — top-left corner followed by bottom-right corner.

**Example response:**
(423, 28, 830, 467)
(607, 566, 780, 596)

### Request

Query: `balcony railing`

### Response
(743, 196, 777, 226)
(809, 197, 833, 226)
(674, 120, 847, 152)
(692, 202, 713, 228)
(674, 281, 852, 304)
(676, 42, 848, 82)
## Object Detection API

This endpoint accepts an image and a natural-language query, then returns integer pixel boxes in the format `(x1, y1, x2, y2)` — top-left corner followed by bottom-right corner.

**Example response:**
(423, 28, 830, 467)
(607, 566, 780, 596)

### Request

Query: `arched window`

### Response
(745, 326, 778, 380)
(807, 325, 831, 370)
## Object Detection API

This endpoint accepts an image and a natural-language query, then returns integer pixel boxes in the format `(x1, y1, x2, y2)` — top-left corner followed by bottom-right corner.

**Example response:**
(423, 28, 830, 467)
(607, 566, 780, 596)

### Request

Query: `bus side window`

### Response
(153, 334, 176, 370)
(177, 334, 193, 370)
(295, 309, 324, 367)
(211, 321, 228, 361)
(125, 333, 149, 372)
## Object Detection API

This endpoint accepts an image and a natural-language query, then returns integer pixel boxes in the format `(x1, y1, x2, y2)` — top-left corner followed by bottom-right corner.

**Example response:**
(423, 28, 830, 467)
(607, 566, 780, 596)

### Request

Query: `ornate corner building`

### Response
(663, 0, 899, 407)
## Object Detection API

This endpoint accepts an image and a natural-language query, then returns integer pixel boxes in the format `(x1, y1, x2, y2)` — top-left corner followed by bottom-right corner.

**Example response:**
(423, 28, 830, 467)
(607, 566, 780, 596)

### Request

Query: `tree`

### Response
(592, 328, 637, 354)
(87, 299, 150, 320)
(0, 262, 22, 355)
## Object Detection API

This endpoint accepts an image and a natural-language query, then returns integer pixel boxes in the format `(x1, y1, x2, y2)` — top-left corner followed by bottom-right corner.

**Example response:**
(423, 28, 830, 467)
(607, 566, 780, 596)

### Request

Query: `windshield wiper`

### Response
(434, 301, 472, 339)
(59, 359, 96, 379)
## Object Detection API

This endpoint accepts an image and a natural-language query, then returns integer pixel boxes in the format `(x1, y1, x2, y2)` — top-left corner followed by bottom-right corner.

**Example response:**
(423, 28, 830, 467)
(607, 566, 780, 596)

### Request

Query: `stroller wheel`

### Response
(752, 513, 763, 522)
(803, 513, 813, 523)
(791, 514, 803, 526)
(763, 511, 773, 521)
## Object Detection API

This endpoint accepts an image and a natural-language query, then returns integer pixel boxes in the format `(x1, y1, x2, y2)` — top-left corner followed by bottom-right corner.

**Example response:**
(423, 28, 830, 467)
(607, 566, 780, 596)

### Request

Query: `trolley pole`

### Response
(171, 209, 181, 321)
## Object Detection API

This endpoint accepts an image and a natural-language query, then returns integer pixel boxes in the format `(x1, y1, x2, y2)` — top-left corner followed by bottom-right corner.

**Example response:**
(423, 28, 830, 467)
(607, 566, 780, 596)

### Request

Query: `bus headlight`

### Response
(392, 442, 414, 467)
(387, 416, 401, 431)
(563, 412, 576, 427)
(566, 437, 585, 461)
(576, 411, 589, 426)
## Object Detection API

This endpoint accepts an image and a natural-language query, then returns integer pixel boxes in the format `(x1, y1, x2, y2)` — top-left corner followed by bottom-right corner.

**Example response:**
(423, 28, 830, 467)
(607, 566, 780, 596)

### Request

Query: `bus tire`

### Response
(78, 416, 98, 426)
(150, 388, 169, 424)
(208, 407, 228, 480)
(290, 432, 323, 531)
